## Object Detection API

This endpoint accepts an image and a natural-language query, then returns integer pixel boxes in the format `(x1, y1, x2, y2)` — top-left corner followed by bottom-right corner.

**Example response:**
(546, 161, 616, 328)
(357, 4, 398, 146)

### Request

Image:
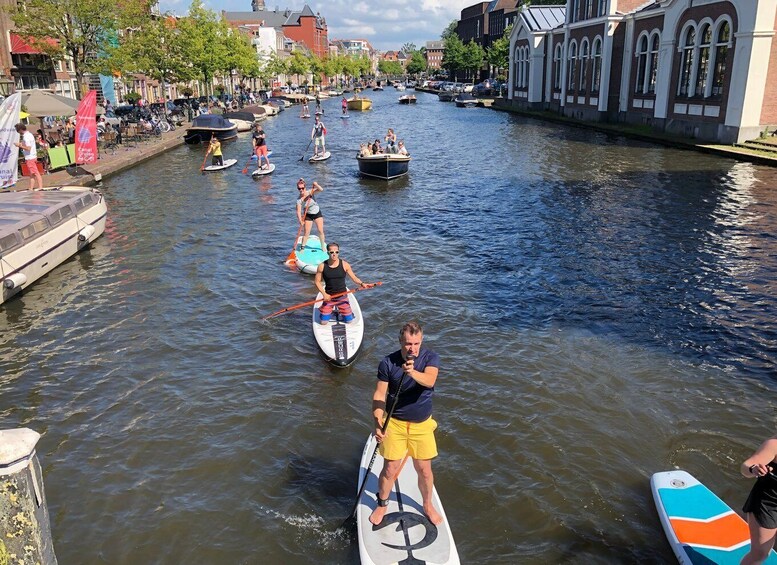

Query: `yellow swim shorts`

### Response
(379, 416, 438, 461)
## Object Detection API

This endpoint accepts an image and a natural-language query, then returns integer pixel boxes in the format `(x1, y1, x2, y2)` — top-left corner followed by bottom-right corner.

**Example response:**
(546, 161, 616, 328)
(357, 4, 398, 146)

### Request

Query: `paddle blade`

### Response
(339, 514, 357, 532)
(284, 250, 296, 264)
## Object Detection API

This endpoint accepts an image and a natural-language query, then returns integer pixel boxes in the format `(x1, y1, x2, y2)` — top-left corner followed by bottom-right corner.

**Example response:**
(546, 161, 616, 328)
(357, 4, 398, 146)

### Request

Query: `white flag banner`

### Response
(0, 93, 21, 189)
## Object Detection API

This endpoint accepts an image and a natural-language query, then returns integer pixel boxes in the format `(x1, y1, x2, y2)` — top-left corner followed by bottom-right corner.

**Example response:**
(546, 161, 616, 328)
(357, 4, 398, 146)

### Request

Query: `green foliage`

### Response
(487, 24, 512, 71)
(287, 50, 310, 82)
(125, 91, 141, 105)
(442, 35, 464, 75)
(214, 84, 225, 94)
(462, 40, 485, 80)
(7, 0, 149, 97)
(441, 20, 458, 41)
(181, 86, 194, 97)
(400, 42, 417, 55)
(378, 60, 403, 76)
(406, 51, 427, 75)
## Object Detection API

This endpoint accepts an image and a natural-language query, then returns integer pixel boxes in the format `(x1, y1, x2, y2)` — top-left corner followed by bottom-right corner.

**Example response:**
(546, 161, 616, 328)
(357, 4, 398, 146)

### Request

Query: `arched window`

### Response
(553, 44, 563, 90)
(695, 24, 712, 97)
(524, 48, 531, 87)
(517, 47, 524, 88)
(647, 33, 660, 94)
(514, 46, 521, 87)
(567, 41, 577, 91)
(579, 40, 589, 93)
(592, 38, 602, 93)
(635, 35, 648, 94)
(711, 20, 730, 97)
(677, 25, 696, 97)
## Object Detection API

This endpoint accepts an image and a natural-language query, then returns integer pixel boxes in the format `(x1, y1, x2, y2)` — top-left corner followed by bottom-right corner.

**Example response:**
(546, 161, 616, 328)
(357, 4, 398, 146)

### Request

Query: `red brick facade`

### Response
(283, 15, 328, 59)
(761, 9, 777, 124)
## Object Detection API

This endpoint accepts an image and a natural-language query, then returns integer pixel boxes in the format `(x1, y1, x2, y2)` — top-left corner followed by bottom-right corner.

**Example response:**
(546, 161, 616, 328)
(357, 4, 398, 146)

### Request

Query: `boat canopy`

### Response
(191, 114, 235, 129)
(0, 190, 101, 255)
(222, 111, 256, 123)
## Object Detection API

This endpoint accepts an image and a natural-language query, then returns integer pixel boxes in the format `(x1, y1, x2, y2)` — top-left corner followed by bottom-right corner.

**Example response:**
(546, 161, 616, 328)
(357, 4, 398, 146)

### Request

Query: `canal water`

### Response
(1, 89, 776, 563)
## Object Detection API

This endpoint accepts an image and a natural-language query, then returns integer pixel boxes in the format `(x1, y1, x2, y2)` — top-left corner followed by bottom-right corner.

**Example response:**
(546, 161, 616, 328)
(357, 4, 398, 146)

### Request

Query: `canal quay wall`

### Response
(415, 87, 777, 166)
(7, 129, 186, 191)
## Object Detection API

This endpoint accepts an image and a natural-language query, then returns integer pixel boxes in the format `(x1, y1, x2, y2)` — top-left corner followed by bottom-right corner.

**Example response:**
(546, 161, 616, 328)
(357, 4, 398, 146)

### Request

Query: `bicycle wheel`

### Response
(160, 121, 171, 133)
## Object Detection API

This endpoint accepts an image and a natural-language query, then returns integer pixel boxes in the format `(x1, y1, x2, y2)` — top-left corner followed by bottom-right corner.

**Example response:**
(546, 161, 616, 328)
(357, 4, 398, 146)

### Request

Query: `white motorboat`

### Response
(0, 187, 107, 305)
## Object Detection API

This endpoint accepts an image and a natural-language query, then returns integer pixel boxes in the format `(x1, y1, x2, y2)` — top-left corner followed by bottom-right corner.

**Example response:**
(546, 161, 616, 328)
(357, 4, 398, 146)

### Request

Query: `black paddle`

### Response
(298, 139, 313, 162)
(340, 354, 414, 531)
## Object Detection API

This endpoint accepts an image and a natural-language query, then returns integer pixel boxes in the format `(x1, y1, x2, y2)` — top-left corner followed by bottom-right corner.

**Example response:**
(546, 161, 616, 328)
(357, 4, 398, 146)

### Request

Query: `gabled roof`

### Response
(520, 5, 566, 33)
(300, 5, 315, 17)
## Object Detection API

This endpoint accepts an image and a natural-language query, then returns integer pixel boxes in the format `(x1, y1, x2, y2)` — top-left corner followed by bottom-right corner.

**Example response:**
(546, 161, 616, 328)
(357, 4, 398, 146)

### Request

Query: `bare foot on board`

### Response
(424, 504, 443, 525)
(369, 504, 387, 526)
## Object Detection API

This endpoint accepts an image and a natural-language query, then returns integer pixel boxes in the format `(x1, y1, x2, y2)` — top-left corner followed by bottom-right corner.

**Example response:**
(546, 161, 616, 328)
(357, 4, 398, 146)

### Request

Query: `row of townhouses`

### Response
(507, 0, 776, 144)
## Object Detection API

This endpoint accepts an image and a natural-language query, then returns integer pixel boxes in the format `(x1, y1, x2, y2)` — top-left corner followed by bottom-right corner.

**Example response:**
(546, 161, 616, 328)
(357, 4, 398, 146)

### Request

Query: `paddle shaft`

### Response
(200, 133, 214, 172)
(241, 150, 255, 174)
(298, 138, 313, 161)
(345, 356, 414, 523)
(263, 283, 381, 320)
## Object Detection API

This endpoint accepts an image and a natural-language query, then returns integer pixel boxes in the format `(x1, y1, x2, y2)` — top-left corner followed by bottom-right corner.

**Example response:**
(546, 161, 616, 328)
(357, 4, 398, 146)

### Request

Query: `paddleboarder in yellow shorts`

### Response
(370, 321, 443, 527)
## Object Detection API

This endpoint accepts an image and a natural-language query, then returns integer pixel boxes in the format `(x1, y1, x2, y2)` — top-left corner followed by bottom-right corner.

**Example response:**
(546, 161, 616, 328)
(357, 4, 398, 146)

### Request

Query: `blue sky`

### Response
(158, 0, 472, 51)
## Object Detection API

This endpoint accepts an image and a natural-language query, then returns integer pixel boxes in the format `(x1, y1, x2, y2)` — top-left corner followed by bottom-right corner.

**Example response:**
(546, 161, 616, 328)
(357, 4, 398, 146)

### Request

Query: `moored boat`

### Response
(183, 114, 238, 144)
(438, 91, 456, 102)
(312, 290, 363, 367)
(222, 111, 256, 132)
(454, 92, 478, 107)
(398, 94, 416, 104)
(0, 187, 107, 305)
(356, 154, 410, 180)
(347, 97, 373, 111)
(372, 86, 384, 91)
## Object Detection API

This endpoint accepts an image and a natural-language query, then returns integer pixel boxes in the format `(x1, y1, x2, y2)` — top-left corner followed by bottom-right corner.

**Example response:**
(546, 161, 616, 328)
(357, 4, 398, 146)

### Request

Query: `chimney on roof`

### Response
(251, 0, 265, 11)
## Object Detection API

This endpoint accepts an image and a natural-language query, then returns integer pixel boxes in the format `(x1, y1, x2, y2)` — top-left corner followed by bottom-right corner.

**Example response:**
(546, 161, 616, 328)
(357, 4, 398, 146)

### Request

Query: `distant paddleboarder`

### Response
(252, 124, 271, 171)
(205, 137, 224, 167)
(311, 116, 327, 159)
(341, 96, 348, 116)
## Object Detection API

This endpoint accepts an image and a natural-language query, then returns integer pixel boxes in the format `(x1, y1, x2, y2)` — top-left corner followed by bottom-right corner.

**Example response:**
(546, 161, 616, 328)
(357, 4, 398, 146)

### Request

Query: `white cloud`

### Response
(162, 0, 474, 51)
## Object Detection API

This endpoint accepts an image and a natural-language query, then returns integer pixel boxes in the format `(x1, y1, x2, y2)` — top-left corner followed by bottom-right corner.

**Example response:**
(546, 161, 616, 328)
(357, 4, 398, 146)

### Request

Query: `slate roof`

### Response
(520, 5, 566, 33)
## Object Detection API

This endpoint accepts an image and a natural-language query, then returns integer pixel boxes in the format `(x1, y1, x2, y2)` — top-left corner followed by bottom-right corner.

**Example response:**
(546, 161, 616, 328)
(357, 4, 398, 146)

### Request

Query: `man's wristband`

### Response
(750, 464, 758, 476)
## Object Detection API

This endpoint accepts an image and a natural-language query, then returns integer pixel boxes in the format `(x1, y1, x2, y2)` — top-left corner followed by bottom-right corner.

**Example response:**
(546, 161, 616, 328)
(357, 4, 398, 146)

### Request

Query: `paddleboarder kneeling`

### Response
(370, 321, 444, 526)
(314, 243, 367, 325)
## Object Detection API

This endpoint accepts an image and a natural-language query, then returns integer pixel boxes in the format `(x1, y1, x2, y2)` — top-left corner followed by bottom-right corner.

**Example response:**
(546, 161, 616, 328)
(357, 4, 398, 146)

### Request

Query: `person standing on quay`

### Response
(369, 321, 443, 527)
(740, 436, 777, 564)
(14, 124, 43, 191)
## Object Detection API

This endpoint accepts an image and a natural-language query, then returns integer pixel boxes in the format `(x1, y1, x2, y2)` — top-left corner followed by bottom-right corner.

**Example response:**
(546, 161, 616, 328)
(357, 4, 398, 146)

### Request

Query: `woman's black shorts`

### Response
(305, 211, 323, 221)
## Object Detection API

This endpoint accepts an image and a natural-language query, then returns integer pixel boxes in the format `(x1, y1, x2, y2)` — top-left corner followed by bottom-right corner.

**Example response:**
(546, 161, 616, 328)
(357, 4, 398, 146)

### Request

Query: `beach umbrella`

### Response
(19, 110, 29, 119)
(20, 90, 80, 117)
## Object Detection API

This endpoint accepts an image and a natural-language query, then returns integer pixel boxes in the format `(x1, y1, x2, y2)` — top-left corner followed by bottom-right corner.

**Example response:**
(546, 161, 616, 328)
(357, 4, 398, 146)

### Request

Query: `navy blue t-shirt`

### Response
(377, 347, 440, 423)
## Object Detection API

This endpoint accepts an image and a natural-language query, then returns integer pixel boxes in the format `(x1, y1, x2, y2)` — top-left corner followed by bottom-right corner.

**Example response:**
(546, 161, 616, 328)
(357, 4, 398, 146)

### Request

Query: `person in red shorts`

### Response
(252, 124, 271, 170)
(314, 242, 368, 325)
(14, 123, 43, 190)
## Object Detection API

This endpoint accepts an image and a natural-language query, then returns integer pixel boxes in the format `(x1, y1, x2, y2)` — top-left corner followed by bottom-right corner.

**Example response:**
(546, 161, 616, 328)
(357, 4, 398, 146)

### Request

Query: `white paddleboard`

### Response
(357, 434, 459, 565)
(203, 158, 237, 172)
(250, 150, 272, 159)
(652, 470, 777, 564)
(312, 290, 363, 367)
(309, 151, 331, 162)
(315, 110, 324, 115)
(251, 163, 276, 176)
(294, 235, 328, 275)
(341, 115, 350, 119)
(301, 115, 311, 119)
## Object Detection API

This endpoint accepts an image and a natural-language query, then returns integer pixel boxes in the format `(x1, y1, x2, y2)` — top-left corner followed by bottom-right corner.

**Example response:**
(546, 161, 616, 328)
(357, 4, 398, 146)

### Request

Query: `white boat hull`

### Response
(0, 187, 107, 305)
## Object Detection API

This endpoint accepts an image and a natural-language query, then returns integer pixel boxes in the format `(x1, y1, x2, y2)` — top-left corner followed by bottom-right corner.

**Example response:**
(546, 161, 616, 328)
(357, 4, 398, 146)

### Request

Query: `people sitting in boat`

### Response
(314, 242, 368, 325)
(397, 140, 409, 156)
(253, 124, 271, 170)
(296, 178, 325, 250)
(359, 143, 371, 157)
(371, 139, 382, 155)
(206, 137, 223, 166)
(311, 116, 327, 158)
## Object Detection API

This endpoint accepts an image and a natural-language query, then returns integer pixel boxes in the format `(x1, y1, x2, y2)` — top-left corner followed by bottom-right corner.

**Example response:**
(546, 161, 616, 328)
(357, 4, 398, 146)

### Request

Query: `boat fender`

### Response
(78, 225, 96, 242)
(3, 272, 27, 289)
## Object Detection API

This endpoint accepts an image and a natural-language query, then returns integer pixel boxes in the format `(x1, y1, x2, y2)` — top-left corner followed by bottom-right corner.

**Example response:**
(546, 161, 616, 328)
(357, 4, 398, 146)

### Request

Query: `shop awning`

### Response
(10, 33, 57, 54)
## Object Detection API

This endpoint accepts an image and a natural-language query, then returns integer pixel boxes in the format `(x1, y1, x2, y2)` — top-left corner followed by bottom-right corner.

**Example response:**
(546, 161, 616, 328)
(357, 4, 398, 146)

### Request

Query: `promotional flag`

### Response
(0, 93, 21, 189)
(75, 90, 97, 164)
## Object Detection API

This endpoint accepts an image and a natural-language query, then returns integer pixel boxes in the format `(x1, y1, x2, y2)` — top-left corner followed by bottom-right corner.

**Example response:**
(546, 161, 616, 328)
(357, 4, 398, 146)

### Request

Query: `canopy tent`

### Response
(21, 90, 79, 117)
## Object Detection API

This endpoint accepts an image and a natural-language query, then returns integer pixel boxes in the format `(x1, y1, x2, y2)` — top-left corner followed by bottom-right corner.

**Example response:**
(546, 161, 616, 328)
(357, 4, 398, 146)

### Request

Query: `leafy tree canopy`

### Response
(487, 24, 512, 70)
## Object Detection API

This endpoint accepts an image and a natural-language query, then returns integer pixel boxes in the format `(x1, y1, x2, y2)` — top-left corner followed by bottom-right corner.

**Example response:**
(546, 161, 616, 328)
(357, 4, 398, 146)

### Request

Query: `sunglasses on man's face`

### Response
(328, 250, 339, 255)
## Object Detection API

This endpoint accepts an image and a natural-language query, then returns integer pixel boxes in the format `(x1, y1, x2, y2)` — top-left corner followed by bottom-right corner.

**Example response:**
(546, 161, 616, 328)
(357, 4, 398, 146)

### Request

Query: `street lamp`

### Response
(0, 75, 15, 96)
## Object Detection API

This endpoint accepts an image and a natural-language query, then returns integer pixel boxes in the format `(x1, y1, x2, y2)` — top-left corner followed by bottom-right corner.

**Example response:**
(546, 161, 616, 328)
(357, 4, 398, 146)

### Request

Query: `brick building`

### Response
(224, 2, 328, 59)
(425, 40, 444, 71)
(507, 0, 777, 144)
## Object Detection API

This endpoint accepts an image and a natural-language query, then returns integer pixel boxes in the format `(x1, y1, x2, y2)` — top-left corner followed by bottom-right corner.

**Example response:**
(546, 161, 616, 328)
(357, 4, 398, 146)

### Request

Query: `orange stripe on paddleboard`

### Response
(670, 513, 749, 548)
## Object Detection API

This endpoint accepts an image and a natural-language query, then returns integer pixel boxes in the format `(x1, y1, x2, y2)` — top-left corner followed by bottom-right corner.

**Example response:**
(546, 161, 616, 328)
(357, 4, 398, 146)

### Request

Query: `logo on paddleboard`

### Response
(374, 511, 438, 554)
